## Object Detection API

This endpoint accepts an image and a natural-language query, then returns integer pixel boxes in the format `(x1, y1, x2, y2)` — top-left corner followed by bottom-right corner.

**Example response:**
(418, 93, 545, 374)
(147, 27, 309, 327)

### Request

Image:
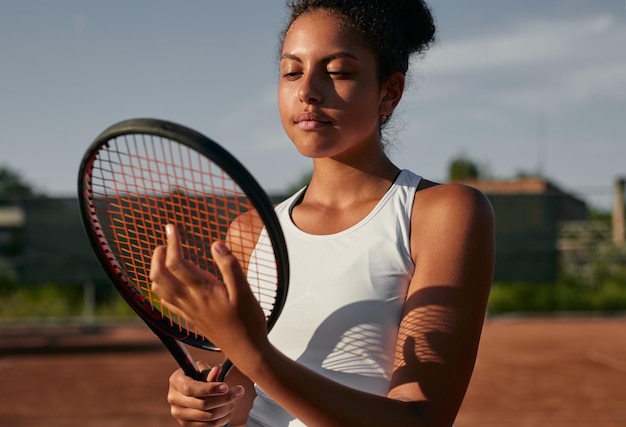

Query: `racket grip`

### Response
(217, 358, 234, 382)
(164, 337, 204, 381)
(146, 322, 204, 381)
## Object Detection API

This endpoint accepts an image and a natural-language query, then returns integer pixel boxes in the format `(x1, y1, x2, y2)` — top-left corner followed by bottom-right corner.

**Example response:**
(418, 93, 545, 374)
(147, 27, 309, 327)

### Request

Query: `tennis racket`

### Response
(77, 118, 289, 418)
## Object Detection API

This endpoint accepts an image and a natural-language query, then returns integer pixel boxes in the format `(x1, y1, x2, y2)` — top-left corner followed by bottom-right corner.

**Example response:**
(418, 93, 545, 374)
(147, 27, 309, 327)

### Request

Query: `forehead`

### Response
(281, 10, 369, 56)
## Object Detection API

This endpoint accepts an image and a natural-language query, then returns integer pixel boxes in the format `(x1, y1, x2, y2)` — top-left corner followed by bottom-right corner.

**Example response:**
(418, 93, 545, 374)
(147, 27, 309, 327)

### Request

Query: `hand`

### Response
(168, 361, 245, 427)
(149, 224, 269, 361)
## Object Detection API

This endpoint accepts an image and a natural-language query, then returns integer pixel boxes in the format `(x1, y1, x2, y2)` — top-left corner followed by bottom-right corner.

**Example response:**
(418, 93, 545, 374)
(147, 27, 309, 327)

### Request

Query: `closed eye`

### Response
(327, 71, 352, 78)
(282, 71, 302, 80)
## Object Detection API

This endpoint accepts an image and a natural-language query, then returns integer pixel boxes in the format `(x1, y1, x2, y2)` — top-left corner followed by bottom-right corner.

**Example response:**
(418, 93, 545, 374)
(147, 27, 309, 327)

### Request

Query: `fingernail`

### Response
(165, 224, 172, 237)
(216, 384, 228, 393)
(214, 241, 230, 255)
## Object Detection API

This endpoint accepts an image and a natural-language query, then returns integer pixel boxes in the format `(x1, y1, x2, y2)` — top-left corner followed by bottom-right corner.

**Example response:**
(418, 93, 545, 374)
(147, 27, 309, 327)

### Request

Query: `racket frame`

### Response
(77, 118, 289, 382)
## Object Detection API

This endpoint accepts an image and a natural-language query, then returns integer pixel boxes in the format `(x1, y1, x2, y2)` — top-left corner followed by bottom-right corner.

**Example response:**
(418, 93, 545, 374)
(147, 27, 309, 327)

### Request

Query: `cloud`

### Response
(393, 11, 625, 202)
(410, 13, 626, 114)
(421, 14, 619, 73)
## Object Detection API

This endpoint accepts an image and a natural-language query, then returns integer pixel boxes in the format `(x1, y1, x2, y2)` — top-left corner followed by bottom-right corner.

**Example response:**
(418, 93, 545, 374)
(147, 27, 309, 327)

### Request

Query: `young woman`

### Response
(150, 1, 495, 426)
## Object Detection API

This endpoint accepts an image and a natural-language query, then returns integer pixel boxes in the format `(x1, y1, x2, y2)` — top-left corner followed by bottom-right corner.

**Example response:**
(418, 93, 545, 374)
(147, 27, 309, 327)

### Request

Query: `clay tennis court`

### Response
(1, 317, 625, 427)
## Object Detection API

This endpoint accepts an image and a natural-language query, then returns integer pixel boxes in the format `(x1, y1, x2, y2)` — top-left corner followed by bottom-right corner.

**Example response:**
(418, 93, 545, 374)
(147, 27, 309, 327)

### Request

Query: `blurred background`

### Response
(1, 1, 625, 426)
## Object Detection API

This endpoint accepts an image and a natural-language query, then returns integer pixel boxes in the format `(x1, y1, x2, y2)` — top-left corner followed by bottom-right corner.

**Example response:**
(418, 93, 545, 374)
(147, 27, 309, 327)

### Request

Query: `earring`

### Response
(381, 114, 388, 124)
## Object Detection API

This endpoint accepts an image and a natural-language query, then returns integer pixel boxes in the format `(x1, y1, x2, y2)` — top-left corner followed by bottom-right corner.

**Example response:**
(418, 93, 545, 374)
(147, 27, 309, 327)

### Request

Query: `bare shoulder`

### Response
(414, 180, 494, 225)
(415, 179, 492, 210)
(410, 180, 494, 255)
(226, 209, 265, 270)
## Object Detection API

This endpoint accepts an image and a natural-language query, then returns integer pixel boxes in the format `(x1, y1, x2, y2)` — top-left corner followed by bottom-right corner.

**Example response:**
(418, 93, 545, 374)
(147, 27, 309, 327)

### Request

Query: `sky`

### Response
(1, 0, 625, 210)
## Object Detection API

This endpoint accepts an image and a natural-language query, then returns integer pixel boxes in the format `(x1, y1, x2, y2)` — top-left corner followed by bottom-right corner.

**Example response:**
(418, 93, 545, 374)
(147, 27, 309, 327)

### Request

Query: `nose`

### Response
(298, 71, 323, 104)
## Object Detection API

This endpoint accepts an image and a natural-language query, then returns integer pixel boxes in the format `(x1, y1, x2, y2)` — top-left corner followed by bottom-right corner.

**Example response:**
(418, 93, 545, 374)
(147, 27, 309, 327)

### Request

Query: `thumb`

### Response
(194, 360, 214, 382)
(164, 224, 184, 261)
(196, 361, 228, 384)
(203, 364, 223, 383)
(211, 240, 247, 301)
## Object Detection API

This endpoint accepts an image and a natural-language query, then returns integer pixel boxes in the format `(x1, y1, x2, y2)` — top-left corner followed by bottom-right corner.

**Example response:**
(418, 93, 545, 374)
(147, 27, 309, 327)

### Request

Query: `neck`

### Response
(303, 153, 400, 209)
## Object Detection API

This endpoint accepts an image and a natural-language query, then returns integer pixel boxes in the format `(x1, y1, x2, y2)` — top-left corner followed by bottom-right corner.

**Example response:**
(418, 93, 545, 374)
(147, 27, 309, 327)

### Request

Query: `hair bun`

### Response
(391, 0, 436, 54)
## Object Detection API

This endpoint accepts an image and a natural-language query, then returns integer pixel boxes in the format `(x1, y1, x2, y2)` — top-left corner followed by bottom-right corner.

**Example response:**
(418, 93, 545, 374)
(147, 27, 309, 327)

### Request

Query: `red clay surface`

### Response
(1, 317, 625, 427)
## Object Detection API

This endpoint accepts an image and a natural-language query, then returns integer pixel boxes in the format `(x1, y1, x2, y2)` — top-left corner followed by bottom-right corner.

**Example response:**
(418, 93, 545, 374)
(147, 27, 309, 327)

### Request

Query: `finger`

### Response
(210, 240, 247, 302)
(193, 361, 219, 382)
(169, 370, 228, 401)
(150, 242, 187, 310)
(195, 360, 211, 374)
(204, 365, 222, 383)
(149, 244, 167, 283)
(195, 360, 210, 371)
(170, 403, 234, 426)
(164, 223, 187, 274)
(149, 269, 179, 315)
(164, 224, 223, 290)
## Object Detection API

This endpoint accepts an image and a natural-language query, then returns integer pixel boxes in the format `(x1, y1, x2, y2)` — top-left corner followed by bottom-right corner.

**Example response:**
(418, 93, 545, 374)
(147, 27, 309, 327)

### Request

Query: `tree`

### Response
(448, 156, 481, 182)
(0, 166, 36, 197)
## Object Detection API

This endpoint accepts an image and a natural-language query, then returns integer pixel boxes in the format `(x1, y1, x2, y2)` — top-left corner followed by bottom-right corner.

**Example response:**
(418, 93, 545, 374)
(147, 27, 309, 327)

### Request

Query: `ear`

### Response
(379, 72, 405, 116)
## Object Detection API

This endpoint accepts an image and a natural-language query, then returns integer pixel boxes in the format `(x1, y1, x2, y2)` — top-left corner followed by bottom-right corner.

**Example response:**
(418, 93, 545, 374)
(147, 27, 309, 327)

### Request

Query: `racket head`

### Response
(78, 118, 289, 351)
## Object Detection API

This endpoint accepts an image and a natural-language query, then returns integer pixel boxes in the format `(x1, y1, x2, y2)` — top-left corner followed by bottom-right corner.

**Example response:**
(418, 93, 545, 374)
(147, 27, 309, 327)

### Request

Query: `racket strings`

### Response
(87, 133, 280, 342)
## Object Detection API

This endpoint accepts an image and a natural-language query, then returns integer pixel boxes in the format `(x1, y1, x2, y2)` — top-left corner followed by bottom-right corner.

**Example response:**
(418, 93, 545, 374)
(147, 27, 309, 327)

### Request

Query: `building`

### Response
(0, 198, 108, 286)
(460, 178, 588, 282)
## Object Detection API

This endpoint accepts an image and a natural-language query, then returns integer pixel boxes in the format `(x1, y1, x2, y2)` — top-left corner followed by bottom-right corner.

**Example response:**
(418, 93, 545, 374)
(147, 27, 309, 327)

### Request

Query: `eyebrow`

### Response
(280, 51, 360, 63)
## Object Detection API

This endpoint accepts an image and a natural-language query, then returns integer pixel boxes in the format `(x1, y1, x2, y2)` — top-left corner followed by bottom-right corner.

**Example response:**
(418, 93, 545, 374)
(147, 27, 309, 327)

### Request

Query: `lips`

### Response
(294, 112, 331, 131)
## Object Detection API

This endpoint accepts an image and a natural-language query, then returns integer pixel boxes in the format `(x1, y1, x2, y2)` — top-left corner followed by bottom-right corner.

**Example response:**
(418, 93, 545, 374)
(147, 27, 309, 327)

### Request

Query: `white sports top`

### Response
(246, 169, 421, 427)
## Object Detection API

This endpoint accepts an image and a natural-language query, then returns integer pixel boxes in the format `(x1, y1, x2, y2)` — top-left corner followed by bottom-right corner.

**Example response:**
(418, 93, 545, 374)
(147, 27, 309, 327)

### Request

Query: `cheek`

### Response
(335, 83, 381, 121)
(277, 89, 293, 132)
(339, 94, 380, 131)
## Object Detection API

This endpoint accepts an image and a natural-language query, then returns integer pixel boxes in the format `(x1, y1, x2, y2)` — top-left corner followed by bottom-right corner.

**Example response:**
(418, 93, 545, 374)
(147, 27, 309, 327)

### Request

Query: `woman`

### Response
(150, 0, 494, 426)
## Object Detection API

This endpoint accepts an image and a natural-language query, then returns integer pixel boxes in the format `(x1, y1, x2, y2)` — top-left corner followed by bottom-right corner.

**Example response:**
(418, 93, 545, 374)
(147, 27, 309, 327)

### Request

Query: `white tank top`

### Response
(247, 169, 421, 427)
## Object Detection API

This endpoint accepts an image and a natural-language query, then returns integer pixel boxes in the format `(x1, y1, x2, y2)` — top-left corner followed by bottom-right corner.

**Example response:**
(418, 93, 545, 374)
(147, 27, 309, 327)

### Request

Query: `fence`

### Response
(558, 220, 626, 285)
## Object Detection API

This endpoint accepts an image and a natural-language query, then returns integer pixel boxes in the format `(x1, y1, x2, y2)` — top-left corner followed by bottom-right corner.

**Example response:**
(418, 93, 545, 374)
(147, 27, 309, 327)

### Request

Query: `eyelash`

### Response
(282, 71, 350, 79)
(282, 72, 301, 80)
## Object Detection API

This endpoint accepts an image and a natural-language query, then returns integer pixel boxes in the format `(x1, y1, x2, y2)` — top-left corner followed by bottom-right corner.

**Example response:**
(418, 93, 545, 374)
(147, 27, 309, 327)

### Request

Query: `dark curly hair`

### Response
(282, 0, 436, 83)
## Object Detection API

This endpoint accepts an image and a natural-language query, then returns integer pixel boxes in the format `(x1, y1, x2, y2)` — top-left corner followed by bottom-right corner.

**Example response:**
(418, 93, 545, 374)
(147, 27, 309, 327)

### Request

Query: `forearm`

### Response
(235, 345, 440, 427)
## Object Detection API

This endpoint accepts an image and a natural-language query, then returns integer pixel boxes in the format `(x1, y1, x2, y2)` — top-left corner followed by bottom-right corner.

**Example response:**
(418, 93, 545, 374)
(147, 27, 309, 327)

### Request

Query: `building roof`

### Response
(457, 178, 564, 195)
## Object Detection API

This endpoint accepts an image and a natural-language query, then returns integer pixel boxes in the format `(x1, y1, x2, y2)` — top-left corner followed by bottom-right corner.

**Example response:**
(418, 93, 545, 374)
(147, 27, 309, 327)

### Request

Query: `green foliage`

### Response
(0, 260, 17, 284)
(0, 282, 84, 318)
(95, 292, 136, 317)
(589, 208, 612, 221)
(514, 169, 543, 179)
(0, 282, 135, 319)
(0, 165, 36, 197)
(448, 156, 480, 182)
(488, 276, 626, 314)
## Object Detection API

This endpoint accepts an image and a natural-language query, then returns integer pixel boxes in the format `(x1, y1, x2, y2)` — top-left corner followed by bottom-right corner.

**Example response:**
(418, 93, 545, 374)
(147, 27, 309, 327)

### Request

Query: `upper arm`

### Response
(388, 183, 494, 425)
(225, 209, 265, 273)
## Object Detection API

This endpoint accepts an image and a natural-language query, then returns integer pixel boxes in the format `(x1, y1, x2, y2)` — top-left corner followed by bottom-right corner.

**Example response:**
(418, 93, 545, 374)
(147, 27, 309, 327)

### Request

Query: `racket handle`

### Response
(145, 321, 204, 381)
(217, 358, 234, 382)
(169, 339, 204, 381)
